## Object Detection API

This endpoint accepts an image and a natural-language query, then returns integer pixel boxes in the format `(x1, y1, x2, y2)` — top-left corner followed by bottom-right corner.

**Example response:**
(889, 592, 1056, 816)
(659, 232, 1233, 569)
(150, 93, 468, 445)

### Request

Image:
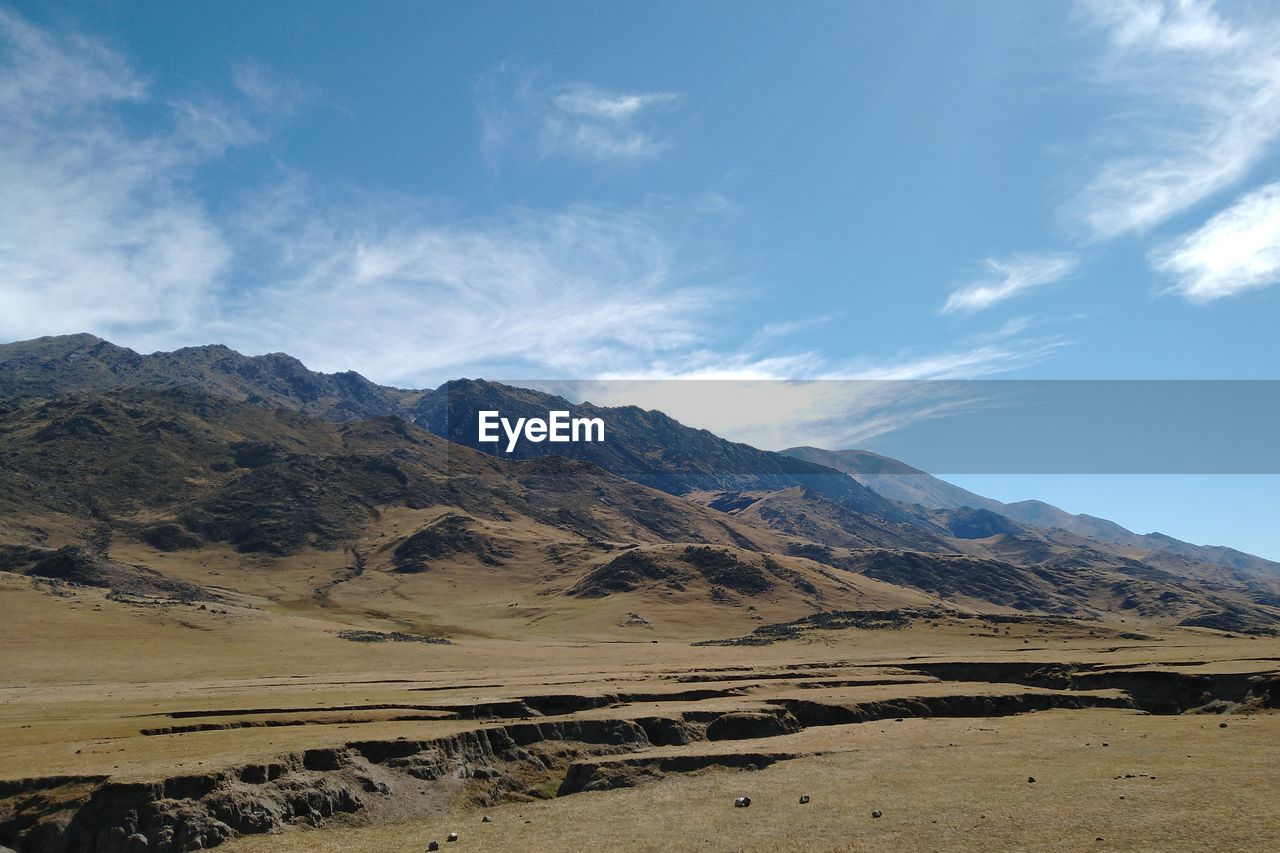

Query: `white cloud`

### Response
(578, 324, 1068, 384)
(530, 373, 1012, 453)
(952, 1, 1280, 312)
(1153, 181, 1280, 301)
(0, 9, 231, 347)
(844, 336, 1070, 380)
(531, 320, 1070, 450)
(0, 12, 718, 383)
(757, 313, 840, 340)
(219, 192, 725, 384)
(1073, 0, 1280, 238)
(0, 8, 145, 116)
(0, 11, 1073, 394)
(552, 83, 678, 122)
(231, 60, 313, 116)
(942, 254, 1076, 314)
(479, 67, 680, 165)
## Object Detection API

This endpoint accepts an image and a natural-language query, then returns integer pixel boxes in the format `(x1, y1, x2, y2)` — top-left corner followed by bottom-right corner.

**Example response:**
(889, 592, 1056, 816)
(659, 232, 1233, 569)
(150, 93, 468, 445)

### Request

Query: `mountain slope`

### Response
(782, 446, 1004, 512)
(412, 379, 929, 527)
(781, 445, 1280, 586)
(0, 388, 964, 639)
(0, 333, 410, 420)
(0, 336, 922, 528)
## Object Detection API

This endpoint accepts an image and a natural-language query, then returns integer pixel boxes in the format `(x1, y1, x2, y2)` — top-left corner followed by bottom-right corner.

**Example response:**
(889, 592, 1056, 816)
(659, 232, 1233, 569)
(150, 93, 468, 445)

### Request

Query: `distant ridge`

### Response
(0, 334, 405, 420)
(781, 445, 1280, 584)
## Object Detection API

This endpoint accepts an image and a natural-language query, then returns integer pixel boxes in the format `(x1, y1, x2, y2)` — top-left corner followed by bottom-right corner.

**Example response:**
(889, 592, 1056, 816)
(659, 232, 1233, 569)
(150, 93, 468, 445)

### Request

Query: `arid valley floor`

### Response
(3, 572, 1277, 852)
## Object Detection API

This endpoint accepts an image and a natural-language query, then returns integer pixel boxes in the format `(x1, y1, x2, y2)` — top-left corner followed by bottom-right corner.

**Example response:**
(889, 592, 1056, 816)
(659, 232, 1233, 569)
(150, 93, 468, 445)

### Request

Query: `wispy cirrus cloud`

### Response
(530, 376, 999, 452)
(529, 312, 1070, 450)
(0, 10, 728, 386)
(0, 8, 234, 344)
(844, 335, 1070, 381)
(757, 313, 840, 340)
(552, 83, 678, 123)
(1152, 181, 1280, 302)
(1073, 0, 1280, 239)
(950, 2, 1280, 313)
(0, 8, 1069, 401)
(222, 189, 725, 383)
(586, 322, 1068, 383)
(941, 254, 1076, 314)
(479, 66, 680, 166)
(0, 7, 144, 114)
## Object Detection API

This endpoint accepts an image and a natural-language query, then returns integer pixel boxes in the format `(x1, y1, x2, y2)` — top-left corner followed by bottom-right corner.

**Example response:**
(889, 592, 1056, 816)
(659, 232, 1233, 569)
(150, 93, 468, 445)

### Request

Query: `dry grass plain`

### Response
(226, 710, 1280, 852)
(3, 564, 1279, 852)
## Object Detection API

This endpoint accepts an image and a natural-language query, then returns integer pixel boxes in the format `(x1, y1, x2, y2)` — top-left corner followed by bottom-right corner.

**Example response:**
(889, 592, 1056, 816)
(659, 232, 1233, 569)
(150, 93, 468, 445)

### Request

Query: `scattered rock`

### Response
(428, 842, 440, 851)
(799, 794, 810, 804)
(734, 796, 751, 808)
(1219, 722, 1228, 728)
(336, 629, 450, 645)
(482, 815, 493, 823)
(871, 809, 883, 818)
(1028, 776, 1036, 783)
(447, 831, 459, 842)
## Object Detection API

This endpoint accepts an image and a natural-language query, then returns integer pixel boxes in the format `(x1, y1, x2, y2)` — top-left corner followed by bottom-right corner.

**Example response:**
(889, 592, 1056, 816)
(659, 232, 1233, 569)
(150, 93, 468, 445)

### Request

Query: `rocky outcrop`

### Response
(905, 661, 1280, 714)
(391, 513, 512, 573)
(0, 719, 679, 853)
(6, 546, 209, 601)
(558, 751, 795, 796)
(776, 691, 1133, 728)
(705, 711, 802, 741)
(1, 756, 368, 853)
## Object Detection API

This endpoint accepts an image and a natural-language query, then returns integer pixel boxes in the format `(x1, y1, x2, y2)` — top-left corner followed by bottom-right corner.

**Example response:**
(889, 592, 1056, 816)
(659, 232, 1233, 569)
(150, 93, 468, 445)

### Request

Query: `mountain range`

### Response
(780, 445, 1280, 585)
(2, 333, 1277, 637)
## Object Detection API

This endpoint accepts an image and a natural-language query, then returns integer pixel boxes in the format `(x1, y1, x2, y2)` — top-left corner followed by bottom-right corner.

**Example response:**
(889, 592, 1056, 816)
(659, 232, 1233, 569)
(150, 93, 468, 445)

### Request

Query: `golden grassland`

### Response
(224, 710, 1280, 852)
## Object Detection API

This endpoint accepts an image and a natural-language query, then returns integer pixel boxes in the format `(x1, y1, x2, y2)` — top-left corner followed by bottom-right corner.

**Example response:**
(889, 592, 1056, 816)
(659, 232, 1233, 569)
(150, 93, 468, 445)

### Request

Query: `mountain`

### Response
(0, 333, 410, 420)
(4, 384, 1274, 634)
(997, 499, 1144, 543)
(411, 379, 932, 528)
(0, 386, 958, 639)
(0, 335, 932, 530)
(2, 334, 1278, 635)
(780, 445, 1280, 587)
(0, 387, 784, 554)
(21, 334, 1263, 578)
(782, 446, 1004, 512)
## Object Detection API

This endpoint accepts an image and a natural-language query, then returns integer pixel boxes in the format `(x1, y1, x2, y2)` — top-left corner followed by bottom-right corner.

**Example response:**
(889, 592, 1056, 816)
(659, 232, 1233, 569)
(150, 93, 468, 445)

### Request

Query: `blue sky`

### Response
(2, 1, 1279, 556)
